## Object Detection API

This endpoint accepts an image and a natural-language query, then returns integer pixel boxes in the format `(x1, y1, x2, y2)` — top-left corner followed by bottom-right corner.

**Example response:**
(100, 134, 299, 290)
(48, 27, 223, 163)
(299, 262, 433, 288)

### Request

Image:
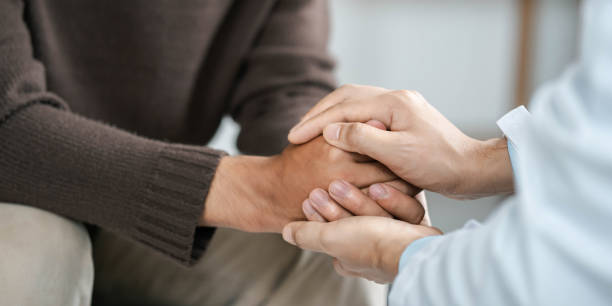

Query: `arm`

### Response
(0, 1, 225, 265)
(228, 0, 336, 155)
(392, 3, 612, 304)
(0, 0, 397, 266)
(289, 85, 514, 199)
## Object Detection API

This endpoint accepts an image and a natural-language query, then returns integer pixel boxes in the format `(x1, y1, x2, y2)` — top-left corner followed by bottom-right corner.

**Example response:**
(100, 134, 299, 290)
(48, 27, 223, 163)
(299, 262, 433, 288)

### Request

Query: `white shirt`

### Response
(389, 0, 612, 305)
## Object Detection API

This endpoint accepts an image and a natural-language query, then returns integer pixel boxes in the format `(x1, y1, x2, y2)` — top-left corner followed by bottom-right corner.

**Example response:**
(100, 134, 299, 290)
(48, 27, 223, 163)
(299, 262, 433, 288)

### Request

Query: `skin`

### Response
(292, 178, 436, 283)
(289, 84, 514, 199)
(303, 179, 427, 225)
(283, 216, 441, 283)
(200, 136, 398, 233)
(282, 84, 515, 282)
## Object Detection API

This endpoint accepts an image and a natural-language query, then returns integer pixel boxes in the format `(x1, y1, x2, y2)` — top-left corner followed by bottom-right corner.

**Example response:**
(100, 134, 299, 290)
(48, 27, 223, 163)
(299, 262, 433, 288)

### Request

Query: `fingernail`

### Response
(302, 199, 316, 215)
(329, 180, 350, 198)
(310, 189, 330, 209)
(282, 226, 295, 245)
(323, 124, 341, 141)
(369, 184, 388, 200)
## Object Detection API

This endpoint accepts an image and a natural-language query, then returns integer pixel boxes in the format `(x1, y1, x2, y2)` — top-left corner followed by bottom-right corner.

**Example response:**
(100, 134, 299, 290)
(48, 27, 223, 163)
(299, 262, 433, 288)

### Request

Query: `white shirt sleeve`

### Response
(496, 105, 531, 152)
(389, 1, 612, 305)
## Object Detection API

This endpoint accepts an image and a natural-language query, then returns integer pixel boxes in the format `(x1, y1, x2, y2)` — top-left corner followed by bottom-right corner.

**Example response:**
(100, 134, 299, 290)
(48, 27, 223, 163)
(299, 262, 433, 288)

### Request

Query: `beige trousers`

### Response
(0, 202, 387, 306)
(93, 228, 387, 306)
(0, 203, 94, 306)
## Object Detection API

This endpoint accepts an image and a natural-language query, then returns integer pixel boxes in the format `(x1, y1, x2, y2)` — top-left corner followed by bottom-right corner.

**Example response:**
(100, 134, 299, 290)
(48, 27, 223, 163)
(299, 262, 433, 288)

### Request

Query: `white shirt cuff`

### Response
(496, 105, 532, 152)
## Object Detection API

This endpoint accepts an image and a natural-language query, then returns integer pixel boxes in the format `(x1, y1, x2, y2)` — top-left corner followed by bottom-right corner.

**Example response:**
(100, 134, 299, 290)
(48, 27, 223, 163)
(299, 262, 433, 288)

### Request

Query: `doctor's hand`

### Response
(282, 216, 441, 283)
(288, 84, 514, 199)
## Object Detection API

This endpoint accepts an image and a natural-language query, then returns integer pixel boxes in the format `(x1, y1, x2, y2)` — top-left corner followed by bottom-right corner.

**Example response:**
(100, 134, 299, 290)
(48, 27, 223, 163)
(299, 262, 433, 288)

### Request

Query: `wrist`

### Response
(201, 155, 279, 231)
(458, 137, 514, 198)
(383, 226, 442, 277)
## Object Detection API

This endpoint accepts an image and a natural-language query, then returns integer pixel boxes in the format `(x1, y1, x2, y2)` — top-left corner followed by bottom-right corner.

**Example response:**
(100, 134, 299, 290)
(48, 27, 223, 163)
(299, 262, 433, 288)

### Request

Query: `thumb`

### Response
(282, 221, 327, 252)
(323, 122, 396, 164)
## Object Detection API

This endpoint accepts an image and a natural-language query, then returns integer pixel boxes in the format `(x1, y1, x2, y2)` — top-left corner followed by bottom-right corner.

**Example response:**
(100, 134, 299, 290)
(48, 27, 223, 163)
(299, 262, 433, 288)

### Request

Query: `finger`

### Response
(381, 179, 421, 197)
(297, 90, 346, 126)
(349, 161, 397, 187)
(295, 85, 389, 130)
(324, 122, 398, 167)
(328, 180, 392, 218)
(282, 221, 326, 252)
(350, 119, 388, 163)
(369, 183, 425, 224)
(308, 188, 353, 221)
(288, 98, 395, 144)
(302, 199, 326, 222)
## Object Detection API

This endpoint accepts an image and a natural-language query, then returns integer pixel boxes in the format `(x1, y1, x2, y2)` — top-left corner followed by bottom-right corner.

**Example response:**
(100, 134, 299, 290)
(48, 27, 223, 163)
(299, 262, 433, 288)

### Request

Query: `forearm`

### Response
(229, 0, 335, 156)
(234, 87, 333, 156)
(0, 104, 225, 265)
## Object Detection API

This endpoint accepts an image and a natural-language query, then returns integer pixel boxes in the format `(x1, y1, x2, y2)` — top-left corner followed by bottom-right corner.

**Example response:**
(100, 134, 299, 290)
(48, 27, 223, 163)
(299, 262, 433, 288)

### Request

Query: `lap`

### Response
(0, 202, 94, 306)
(93, 227, 387, 306)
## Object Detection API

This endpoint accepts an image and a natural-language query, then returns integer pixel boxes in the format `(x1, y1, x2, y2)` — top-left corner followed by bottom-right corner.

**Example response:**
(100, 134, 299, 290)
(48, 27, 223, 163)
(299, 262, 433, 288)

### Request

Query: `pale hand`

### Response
(288, 84, 514, 199)
(283, 216, 441, 283)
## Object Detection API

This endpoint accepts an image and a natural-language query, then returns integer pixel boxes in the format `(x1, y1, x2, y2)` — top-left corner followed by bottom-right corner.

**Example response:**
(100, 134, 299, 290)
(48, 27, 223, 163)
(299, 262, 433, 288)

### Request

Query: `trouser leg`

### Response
(0, 202, 94, 306)
(92, 228, 386, 306)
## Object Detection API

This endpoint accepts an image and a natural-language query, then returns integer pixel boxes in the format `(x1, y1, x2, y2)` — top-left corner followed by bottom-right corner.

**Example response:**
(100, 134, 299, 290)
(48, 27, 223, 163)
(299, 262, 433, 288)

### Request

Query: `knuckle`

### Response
(339, 83, 358, 92)
(381, 197, 398, 212)
(342, 123, 363, 147)
(383, 91, 409, 109)
(394, 89, 414, 98)
(327, 205, 345, 221)
(293, 227, 306, 248)
(319, 227, 334, 250)
(348, 194, 370, 212)
(412, 90, 425, 99)
(389, 89, 422, 106)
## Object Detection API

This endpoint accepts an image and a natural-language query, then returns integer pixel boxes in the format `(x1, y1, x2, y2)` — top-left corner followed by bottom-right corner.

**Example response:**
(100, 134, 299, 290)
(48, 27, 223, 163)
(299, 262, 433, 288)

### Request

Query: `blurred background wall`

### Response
(209, 0, 580, 232)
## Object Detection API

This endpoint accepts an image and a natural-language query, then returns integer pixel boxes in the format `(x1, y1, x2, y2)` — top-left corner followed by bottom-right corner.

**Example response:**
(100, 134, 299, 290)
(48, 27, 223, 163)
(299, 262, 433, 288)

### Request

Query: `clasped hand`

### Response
(282, 84, 515, 283)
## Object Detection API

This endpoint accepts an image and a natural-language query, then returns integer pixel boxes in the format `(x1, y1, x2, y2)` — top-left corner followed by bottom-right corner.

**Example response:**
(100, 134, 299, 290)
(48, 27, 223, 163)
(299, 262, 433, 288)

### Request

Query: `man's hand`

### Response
(201, 136, 396, 233)
(302, 179, 427, 225)
(288, 84, 514, 199)
(282, 216, 441, 283)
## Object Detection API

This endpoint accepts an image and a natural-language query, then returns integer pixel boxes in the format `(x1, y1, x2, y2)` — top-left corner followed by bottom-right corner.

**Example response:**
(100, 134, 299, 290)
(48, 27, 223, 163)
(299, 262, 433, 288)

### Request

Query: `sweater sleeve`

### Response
(228, 0, 336, 155)
(0, 0, 225, 266)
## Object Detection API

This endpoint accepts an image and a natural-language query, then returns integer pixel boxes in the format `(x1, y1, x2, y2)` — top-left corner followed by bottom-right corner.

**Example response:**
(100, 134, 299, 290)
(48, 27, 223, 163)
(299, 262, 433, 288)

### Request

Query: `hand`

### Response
(282, 216, 441, 283)
(288, 84, 513, 199)
(201, 136, 396, 233)
(302, 179, 428, 225)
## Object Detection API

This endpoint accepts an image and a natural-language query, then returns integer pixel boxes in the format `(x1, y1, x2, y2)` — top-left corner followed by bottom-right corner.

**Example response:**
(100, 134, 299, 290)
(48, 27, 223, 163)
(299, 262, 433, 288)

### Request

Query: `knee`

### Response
(0, 203, 94, 306)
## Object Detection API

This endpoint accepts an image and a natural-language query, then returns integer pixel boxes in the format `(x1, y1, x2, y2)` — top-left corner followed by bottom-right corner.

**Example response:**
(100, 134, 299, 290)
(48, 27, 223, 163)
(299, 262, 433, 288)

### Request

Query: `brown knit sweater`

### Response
(0, 0, 335, 265)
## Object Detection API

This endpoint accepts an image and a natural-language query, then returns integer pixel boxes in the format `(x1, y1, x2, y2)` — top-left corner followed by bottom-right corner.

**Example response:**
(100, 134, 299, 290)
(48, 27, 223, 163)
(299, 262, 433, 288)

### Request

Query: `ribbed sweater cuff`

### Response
(135, 144, 226, 265)
(0, 103, 226, 266)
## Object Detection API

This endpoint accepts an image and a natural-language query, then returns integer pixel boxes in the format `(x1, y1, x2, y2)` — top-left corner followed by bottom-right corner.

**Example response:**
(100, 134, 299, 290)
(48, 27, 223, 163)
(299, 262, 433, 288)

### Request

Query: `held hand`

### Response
(288, 84, 513, 199)
(202, 136, 396, 233)
(282, 216, 441, 283)
(302, 179, 428, 225)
